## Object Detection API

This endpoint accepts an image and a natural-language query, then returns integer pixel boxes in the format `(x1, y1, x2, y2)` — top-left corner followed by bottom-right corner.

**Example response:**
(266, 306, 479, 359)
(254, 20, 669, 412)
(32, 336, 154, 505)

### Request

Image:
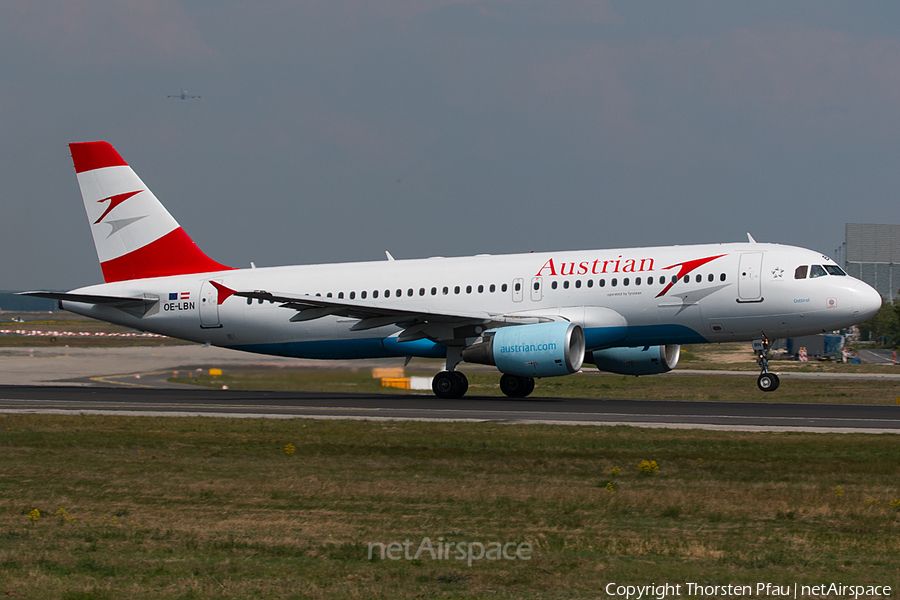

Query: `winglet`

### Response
(385, 251, 395, 261)
(747, 233, 757, 243)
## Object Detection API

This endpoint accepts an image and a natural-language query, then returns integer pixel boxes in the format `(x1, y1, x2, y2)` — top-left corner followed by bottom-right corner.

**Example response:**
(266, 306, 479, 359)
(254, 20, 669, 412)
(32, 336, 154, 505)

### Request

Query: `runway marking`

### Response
(89, 370, 177, 388)
(0, 400, 897, 426)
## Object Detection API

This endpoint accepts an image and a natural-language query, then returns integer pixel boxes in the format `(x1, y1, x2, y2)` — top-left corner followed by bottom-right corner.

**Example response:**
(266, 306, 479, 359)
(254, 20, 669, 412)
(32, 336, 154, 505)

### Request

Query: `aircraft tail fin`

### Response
(69, 141, 232, 283)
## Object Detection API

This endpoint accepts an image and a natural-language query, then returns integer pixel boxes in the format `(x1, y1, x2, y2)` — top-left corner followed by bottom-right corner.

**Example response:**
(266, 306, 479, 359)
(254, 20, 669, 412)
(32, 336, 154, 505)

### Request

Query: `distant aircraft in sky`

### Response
(167, 89, 200, 100)
(23, 142, 882, 398)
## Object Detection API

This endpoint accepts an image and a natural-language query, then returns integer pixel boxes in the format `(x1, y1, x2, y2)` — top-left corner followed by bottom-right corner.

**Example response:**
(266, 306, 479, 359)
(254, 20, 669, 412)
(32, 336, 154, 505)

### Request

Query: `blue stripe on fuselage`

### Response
(228, 324, 707, 360)
(229, 337, 447, 360)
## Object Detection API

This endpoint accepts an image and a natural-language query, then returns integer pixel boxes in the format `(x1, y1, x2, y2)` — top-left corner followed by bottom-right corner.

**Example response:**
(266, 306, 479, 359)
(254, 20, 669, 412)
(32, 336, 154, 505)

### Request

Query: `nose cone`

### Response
(851, 281, 882, 322)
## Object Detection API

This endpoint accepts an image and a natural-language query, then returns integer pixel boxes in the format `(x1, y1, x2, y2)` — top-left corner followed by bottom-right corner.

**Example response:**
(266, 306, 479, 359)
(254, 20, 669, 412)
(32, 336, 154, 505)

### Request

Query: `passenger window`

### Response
(794, 265, 808, 279)
(575, 280, 581, 289)
(408, 288, 414, 296)
(824, 265, 846, 276)
(563, 280, 570, 289)
(683, 275, 689, 284)
(396, 289, 402, 297)
(419, 288, 425, 296)
(502, 283, 508, 292)
(587, 279, 593, 288)
(611, 278, 618, 287)
(431, 287, 437, 295)
(327, 292, 333, 298)
(373, 290, 378, 298)
(338, 292, 344, 299)
(454, 286, 460, 294)
(695, 274, 702, 283)
(635, 277, 640, 286)
(349, 292, 355, 300)
(466, 285, 472, 294)
(490, 284, 496, 292)
(480, 284, 485, 293)
(672, 275, 678, 284)
(810, 265, 827, 278)
(599, 279, 605, 287)
(551, 281, 558, 290)
(720, 273, 726, 282)
(361, 291, 367, 299)
(623, 278, 629, 286)
(246, 297, 252, 305)
(442, 287, 448, 295)
(514, 282, 521, 292)
(384, 290, 390, 298)
(646, 276, 653, 285)
(708, 274, 713, 282)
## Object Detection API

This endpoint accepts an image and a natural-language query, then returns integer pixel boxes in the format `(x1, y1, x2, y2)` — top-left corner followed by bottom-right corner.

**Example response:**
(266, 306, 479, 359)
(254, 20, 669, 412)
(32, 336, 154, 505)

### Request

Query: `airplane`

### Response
(23, 141, 882, 398)
(167, 89, 200, 100)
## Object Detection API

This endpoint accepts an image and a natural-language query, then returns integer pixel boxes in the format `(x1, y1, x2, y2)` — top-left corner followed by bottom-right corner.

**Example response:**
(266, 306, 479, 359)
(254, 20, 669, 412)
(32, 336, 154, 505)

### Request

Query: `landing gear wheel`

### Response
(500, 374, 535, 398)
(757, 372, 780, 392)
(753, 335, 780, 393)
(452, 371, 469, 396)
(433, 371, 467, 399)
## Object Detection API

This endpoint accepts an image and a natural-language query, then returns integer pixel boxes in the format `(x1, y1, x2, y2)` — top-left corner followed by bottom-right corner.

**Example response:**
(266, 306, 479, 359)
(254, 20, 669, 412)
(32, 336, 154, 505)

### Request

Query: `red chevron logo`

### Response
(94, 190, 142, 224)
(655, 254, 727, 298)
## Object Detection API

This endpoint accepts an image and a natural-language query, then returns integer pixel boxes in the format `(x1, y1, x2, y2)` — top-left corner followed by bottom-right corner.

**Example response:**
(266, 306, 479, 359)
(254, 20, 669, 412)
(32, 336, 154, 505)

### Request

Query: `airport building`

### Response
(835, 223, 900, 302)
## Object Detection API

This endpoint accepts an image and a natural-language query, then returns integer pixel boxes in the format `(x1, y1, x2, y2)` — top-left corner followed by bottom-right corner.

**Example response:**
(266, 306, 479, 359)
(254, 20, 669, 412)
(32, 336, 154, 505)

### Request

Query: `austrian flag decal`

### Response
(168, 292, 190, 301)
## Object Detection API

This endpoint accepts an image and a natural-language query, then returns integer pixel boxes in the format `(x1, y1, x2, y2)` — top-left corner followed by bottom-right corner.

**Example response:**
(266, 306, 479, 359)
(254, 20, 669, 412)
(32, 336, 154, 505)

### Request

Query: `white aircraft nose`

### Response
(851, 281, 882, 321)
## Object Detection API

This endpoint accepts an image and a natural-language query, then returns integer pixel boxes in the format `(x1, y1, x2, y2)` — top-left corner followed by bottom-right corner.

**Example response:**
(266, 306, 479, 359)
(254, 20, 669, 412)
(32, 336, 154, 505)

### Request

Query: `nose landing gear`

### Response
(753, 336, 780, 392)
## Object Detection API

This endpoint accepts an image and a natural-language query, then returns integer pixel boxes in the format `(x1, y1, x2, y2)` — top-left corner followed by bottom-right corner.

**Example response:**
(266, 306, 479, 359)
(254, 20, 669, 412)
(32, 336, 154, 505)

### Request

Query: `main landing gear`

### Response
(753, 335, 780, 392)
(499, 374, 535, 398)
(431, 371, 536, 399)
(432, 371, 469, 399)
(432, 346, 470, 399)
(431, 347, 538, 399)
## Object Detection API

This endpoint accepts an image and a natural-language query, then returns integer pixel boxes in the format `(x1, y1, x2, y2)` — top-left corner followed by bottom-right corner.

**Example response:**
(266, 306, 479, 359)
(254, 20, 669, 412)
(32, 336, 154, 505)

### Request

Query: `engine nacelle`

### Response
(587, 345, 680, 375)
(461, 321, 585, 378)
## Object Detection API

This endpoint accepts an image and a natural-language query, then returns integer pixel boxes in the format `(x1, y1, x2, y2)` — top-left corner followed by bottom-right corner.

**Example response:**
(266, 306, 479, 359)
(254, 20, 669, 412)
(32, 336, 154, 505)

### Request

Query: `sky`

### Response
(2, 1, 900, 291)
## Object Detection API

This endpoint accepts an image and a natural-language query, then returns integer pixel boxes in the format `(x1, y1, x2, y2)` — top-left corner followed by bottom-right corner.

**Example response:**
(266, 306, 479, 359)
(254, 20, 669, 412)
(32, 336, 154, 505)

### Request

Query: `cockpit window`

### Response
(794, 265, 808, 279)
(809, 265, 827, 278)
(823, 265, 846, 276)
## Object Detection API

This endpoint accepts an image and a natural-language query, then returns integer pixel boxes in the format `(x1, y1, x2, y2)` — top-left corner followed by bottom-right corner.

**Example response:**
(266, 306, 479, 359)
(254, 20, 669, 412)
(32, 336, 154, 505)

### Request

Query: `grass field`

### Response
(172, 365, 900, 404)
(2, 414, 899, 599)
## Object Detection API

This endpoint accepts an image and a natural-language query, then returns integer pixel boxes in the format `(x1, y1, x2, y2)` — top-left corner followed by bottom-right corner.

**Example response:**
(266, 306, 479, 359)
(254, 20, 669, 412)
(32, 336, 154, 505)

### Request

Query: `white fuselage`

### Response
(61, 242, 880, 361)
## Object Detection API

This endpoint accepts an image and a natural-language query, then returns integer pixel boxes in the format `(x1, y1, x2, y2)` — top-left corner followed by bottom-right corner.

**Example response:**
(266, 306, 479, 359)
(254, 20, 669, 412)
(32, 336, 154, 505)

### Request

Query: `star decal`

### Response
(771, 267, 784, 279)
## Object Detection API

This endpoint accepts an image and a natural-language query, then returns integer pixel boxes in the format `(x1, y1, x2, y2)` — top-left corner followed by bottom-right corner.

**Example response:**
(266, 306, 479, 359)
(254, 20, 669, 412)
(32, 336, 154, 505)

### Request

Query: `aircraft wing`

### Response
(230, 288, 554, 343)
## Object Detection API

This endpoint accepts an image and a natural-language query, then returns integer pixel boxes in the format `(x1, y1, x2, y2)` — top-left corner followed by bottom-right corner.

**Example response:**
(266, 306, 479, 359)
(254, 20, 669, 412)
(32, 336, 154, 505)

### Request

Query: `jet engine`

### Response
(586, 345, 680, 375)
(461, 321, 585, 377)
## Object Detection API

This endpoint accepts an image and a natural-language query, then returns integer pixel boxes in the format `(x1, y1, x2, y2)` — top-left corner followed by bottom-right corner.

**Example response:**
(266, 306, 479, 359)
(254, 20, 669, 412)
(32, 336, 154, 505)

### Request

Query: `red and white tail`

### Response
(70, 141, 232, 283)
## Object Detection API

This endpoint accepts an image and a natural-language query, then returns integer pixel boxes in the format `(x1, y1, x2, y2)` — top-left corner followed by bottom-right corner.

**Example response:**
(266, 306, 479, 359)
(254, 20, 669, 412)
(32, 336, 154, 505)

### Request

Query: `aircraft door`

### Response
(200, 280, 222, 328)
(512, 278, 524, 302)
(737, 252, 763, 301)
(531, 277, 543, 302)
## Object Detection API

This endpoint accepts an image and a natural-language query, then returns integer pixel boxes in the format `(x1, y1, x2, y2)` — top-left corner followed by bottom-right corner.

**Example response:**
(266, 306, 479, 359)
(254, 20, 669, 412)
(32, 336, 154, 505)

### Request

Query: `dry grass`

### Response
(1, 414, 899, 598)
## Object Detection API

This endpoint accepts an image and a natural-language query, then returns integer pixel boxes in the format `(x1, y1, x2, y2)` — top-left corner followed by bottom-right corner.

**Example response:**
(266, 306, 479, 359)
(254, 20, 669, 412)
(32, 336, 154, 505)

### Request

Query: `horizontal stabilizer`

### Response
(19, 291, 158, 317)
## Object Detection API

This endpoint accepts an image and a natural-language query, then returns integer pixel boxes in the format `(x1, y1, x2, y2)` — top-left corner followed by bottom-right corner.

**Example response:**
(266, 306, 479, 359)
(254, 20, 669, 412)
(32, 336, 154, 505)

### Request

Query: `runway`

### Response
(1, 385, 898, 433)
